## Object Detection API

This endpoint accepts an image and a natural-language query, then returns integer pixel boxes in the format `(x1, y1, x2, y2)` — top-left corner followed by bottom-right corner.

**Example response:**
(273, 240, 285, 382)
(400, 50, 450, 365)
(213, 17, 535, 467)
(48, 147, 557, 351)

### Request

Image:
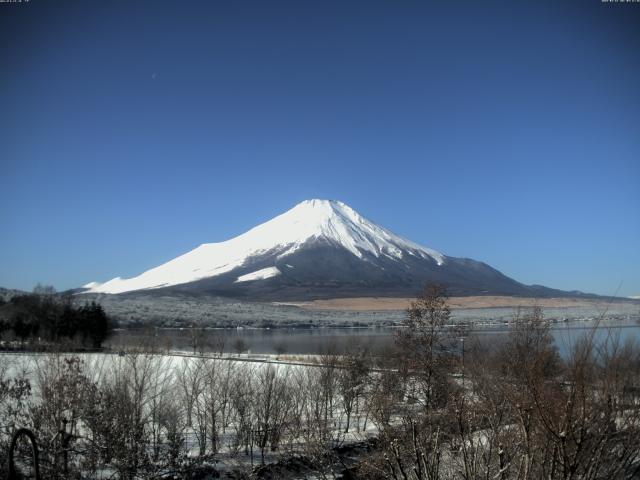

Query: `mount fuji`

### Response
(82, 199, 572, 300)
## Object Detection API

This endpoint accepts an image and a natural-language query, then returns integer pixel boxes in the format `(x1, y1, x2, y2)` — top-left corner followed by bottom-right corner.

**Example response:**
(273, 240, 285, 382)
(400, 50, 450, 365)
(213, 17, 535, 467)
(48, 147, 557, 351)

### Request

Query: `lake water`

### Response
(107, 316, 640, 358)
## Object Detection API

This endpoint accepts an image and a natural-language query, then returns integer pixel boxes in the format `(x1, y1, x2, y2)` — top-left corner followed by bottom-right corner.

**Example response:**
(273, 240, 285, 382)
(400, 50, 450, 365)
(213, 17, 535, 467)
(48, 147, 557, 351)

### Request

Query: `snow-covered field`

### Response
(1, 350, 382, 478)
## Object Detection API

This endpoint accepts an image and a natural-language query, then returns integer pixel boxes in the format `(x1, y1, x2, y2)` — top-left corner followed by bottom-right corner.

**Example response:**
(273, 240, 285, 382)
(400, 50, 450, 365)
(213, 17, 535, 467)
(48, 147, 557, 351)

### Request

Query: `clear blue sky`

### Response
(1, 0, 639, 297)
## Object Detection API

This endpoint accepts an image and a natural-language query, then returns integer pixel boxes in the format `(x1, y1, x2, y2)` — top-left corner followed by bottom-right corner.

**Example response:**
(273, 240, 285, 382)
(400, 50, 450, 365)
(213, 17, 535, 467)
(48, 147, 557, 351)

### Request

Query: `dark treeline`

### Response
(0, 285, 115, 349)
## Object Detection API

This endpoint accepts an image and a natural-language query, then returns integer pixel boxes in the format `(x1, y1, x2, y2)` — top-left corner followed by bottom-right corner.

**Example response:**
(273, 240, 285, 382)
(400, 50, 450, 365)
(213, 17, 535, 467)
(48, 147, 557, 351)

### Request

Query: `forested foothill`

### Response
(1, 285, 639, 479)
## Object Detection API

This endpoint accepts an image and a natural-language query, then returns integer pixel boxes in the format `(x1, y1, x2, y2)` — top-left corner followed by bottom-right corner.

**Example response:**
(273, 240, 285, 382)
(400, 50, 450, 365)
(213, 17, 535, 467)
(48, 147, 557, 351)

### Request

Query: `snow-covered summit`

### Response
(83, 199, 445, 295)
(276, 199, 444, 263)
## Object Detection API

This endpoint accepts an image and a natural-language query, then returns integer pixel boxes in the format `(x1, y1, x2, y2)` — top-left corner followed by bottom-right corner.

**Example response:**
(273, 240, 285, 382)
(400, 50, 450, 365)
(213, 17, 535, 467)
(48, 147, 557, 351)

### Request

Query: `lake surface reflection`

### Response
(107, 317, 640, 358)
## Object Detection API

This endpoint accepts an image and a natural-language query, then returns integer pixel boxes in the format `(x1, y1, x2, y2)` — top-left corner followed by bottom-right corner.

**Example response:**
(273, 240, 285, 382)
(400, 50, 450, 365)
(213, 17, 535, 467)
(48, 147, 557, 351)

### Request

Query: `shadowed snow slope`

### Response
(83, 199, 573, 299)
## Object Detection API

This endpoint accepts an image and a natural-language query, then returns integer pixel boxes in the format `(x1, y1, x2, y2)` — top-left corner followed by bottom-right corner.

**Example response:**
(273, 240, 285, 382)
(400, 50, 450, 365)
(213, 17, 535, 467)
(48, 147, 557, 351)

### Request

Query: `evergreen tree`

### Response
(79, 302, 110, 348)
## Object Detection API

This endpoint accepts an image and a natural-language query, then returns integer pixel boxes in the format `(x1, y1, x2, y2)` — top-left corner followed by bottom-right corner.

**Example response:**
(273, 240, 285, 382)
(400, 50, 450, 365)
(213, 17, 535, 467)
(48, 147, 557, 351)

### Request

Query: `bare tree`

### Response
(253, 365, 292, 464)
(30, 354, 95, 478)
(298, 366, 344, 479)
(338, 340, 371, 433)
(0, 356, 31, 469)
(274, 342, 288, 358)
(189, 323, 206, 355)
(189, 358, 209, 456)
(395, 284, 452, 410)
(228, 364, 255, 456)
(202, 358, 235, 454)
(232, 337, 249, 356)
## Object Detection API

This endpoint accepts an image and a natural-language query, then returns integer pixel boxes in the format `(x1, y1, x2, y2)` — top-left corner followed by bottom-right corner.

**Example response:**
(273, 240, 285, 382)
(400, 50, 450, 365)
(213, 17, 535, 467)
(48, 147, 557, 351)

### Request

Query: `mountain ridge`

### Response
(81, 199, 599, 300)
